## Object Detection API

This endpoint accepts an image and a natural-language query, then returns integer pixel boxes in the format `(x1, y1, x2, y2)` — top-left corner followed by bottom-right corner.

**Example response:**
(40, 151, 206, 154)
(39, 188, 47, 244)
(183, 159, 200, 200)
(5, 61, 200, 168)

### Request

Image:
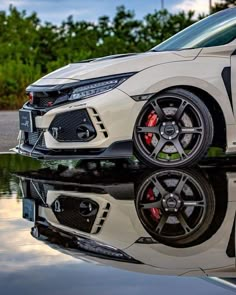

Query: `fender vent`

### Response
(90, 108, 108, 138)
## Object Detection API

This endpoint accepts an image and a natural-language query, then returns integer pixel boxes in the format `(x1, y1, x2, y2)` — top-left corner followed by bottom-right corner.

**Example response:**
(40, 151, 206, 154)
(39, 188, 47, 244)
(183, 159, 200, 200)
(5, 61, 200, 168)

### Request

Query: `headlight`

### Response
(69, 74, 133, 101)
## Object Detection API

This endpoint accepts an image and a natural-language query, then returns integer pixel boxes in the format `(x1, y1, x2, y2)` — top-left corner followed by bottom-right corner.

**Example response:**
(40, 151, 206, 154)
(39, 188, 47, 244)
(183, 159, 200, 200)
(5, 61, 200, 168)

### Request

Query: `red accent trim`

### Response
(29, 92, 33, 104)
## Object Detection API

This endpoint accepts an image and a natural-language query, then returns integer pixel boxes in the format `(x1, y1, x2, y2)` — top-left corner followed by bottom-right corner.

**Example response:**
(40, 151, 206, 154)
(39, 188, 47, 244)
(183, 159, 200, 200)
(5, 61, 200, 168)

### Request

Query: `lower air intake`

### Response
(27, 130, 46, 148)
(49, 109, 96, 142)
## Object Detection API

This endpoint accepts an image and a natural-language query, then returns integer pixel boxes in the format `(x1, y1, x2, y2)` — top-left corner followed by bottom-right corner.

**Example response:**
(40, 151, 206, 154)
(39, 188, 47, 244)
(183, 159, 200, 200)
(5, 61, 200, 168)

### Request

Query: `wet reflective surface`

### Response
(1, 154, 236, 294)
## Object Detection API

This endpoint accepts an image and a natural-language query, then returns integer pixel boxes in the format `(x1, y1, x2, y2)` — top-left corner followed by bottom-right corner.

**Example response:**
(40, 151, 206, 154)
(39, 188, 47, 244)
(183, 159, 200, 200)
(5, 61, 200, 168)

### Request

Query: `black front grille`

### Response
(52, 196, 99, 233)
(26, 181, 48, 205)
(26, 129, 46, 148)
(49, 109, 96, 142)
(28, 90, 70, 109)
(33, 96, 57, 108)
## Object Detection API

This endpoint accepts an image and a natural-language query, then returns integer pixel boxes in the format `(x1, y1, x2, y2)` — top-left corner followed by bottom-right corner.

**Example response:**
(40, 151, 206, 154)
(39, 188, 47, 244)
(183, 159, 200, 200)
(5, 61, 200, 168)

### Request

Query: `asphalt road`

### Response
(0, 111, 19, 152)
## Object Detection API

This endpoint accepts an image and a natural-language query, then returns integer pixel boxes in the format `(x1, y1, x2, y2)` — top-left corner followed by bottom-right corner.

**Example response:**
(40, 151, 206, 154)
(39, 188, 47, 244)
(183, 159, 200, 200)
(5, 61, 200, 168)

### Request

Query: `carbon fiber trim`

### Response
(49, 109, 96, 142)
(14, 140, 133, 160)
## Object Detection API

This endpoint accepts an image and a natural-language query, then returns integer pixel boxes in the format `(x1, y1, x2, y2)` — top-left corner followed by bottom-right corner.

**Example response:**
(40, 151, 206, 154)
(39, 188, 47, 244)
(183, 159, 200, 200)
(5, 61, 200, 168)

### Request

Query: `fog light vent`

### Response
(77, 124, 95, 140)
(49, 109, 96, 142)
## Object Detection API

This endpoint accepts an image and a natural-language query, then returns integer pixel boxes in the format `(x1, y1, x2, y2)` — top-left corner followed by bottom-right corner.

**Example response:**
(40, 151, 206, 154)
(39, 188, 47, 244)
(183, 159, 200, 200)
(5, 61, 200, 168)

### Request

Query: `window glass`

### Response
(152, 8, 236, 52)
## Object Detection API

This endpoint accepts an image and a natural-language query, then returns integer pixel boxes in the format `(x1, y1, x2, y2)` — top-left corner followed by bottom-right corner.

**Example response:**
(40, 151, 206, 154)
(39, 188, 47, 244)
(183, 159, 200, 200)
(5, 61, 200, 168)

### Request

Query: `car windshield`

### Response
(152, 8, 236, 52)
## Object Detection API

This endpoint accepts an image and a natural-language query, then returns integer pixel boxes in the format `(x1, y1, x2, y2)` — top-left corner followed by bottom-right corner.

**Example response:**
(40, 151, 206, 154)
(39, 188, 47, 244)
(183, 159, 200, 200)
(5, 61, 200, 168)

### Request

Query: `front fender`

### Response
(118, 56, 234, 124)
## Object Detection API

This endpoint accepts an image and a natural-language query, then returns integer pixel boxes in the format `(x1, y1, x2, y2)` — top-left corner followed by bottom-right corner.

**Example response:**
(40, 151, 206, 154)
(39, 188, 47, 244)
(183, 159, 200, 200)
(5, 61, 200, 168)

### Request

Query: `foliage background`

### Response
(0, 0, 234, 109)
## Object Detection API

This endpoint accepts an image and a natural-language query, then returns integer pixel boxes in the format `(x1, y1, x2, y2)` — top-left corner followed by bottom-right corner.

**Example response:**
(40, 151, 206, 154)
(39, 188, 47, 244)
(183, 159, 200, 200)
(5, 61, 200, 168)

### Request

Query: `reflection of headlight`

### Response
(69, 73, 134, 101)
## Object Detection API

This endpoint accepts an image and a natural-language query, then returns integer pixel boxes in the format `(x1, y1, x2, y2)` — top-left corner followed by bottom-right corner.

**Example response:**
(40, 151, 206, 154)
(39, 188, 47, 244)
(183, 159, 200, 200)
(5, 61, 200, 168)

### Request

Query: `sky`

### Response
(0, 0, 219, 24)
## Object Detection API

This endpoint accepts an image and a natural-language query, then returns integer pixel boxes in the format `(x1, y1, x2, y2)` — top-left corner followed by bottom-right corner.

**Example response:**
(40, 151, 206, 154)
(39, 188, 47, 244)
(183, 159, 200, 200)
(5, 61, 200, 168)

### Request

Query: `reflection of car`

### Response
(17, 163, 236, 277)
(14, 8, 236, 168)
(207, 278, 236, 292)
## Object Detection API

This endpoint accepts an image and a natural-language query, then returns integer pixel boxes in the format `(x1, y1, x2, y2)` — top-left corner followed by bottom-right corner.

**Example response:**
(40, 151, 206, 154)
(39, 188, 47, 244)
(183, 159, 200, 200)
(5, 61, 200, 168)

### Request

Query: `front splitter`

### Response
(11, 140, 133, 160)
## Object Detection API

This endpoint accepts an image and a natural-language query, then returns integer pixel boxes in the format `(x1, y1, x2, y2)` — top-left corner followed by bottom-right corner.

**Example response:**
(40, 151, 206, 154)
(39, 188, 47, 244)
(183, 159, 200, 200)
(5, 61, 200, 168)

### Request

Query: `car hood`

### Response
(33, 49, 201, 86)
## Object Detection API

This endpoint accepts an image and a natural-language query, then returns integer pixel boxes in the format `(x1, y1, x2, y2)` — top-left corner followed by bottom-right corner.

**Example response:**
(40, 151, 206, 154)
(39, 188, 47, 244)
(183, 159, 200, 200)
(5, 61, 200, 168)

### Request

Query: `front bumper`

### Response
(14, 89, 145, 159)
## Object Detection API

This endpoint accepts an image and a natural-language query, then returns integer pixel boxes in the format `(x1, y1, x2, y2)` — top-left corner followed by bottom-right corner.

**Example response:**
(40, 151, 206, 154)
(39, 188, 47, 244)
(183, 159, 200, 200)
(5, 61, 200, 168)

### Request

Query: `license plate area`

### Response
(19, 110, 34, 132)
(23, 199, 36, 222)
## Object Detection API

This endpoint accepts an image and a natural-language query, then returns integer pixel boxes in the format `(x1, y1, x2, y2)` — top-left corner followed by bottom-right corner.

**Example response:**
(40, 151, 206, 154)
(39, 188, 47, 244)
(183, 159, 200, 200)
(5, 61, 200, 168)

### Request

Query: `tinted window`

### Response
(152, 8, 236, 52)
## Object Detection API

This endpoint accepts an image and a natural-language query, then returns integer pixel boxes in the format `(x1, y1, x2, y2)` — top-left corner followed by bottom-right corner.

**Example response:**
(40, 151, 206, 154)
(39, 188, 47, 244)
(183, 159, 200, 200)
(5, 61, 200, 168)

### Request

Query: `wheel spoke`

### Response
(174, 174, 188, 195)
(137, 126, 158, 133)
(151, 177, 168, 196)
(174, 100, 188, 121)
(181, 127, 203, 134)
(183, 200, 205, 207)
(173, 139, 187, 160)
(140, 200, 162, 209)
(177, 212, 191, 234)
(150, 138, 166, 159)
(155, 214, 168, 233)
(151, 101, 165, 121)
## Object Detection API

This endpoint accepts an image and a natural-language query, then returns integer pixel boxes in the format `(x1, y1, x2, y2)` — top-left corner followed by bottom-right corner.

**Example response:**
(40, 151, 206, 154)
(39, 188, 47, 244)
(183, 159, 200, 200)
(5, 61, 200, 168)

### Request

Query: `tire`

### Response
(133, 88, 214, 168)
(135, 169, 216, 247)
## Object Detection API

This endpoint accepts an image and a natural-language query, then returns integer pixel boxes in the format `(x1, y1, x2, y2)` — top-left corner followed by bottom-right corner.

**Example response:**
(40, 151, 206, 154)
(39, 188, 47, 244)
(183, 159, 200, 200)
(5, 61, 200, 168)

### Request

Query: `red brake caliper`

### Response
(147, 188, 161, 221)
(145, 111, 158, 145)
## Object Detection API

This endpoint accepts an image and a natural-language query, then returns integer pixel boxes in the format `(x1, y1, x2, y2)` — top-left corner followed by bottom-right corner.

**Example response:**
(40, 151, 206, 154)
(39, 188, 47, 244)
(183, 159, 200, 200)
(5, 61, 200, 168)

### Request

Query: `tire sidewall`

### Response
(133, 89, 214, 168)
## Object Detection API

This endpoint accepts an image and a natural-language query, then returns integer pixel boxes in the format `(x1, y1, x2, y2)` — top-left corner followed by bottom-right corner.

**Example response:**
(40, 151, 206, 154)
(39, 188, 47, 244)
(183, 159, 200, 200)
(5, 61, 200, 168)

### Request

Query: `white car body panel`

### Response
(15, 9, 236, 165)
(20, 169, 236, 277)
(22, 43, 236, 152)
(34, 49, 201, 84)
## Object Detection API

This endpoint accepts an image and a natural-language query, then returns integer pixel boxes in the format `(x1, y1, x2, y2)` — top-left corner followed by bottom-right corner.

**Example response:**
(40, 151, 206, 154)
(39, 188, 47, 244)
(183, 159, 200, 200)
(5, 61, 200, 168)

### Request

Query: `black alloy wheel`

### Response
(135, 169, 216, 247)
(133, 88, 214, 168)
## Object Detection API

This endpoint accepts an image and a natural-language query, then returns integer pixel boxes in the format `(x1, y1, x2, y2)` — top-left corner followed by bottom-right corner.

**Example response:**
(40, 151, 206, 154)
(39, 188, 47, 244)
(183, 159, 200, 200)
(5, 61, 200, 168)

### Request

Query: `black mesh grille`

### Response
(27, 130, 46, 148)
(29, 90, 70, 108)
(49, 109, 96, 142)
(27, 181, 48, 205)
(52, 196, 99, 233)
(29, 182, 41, 200)
(33, 97, 57, 108)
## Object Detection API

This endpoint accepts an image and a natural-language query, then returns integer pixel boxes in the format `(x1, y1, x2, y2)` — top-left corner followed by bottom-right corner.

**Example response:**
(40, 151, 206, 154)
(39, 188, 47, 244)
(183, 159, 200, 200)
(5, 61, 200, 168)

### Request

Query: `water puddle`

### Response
(0, 154, 236, 294)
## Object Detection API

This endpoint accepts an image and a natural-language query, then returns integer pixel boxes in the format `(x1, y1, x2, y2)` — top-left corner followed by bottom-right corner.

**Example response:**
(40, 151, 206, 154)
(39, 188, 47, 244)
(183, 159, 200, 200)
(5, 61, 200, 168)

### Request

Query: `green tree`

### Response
(139, 9, 195, 50)
(211, 0, 236, 12)
(0, 5, 200, 109)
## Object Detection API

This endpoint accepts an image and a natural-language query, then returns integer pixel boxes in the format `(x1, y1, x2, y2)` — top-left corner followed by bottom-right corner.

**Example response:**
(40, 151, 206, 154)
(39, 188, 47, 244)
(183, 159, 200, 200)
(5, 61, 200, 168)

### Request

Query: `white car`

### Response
(18, 165, 236, 277)
(15, 8, 236, 167)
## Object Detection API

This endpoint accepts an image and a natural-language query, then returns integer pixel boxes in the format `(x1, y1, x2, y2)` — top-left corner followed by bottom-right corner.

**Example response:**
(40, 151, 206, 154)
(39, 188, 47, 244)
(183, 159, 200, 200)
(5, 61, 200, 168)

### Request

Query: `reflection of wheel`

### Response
(133, 88, 214, 168)
(135, 169, 216, 247)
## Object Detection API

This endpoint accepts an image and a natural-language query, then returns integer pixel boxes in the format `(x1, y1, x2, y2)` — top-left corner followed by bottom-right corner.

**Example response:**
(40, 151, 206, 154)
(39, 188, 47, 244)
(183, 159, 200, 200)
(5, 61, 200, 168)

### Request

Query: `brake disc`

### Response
(151, 107, 193, 154)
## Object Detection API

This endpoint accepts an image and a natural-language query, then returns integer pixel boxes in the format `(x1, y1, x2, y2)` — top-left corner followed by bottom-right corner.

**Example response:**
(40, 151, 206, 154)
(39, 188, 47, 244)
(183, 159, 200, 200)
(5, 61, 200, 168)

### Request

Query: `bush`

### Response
(0, 5, 218, 109)
(0, 60, 41, 109)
